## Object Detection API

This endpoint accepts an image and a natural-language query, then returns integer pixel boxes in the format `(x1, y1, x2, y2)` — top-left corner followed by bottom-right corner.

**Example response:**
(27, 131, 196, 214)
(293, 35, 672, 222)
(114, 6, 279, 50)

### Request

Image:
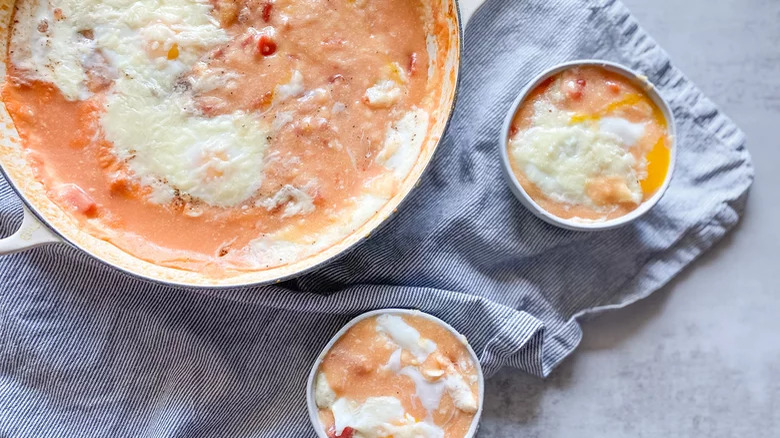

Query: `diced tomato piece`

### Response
(325, 426, 354, 438)
(59, 184, 98, 217)
(509, 125, 518, 137)
(565, 78, 586, 100)
(537, 76, 556, 93)
(262, 1, 273, 22)
(408, 52, 418, 75)
(257, 35, 277, 56)
(240, 33, 255, 48)
(211, 46, 225, 59)
(606, 80, 620, 94)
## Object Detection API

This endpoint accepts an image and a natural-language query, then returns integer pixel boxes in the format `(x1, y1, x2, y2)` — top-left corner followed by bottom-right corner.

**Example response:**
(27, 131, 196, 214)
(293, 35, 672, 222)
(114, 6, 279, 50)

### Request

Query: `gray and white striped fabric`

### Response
(0, 0, 753, 436)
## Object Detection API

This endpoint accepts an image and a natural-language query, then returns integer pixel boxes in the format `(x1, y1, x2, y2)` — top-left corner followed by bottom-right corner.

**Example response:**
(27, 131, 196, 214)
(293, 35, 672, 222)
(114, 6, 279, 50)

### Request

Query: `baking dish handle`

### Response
(0, 206, 62, 255)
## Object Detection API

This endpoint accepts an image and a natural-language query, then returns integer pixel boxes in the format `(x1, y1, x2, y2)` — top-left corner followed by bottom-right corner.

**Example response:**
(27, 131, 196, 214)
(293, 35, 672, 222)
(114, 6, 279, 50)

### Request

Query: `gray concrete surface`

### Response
(473, 0, 780, 436)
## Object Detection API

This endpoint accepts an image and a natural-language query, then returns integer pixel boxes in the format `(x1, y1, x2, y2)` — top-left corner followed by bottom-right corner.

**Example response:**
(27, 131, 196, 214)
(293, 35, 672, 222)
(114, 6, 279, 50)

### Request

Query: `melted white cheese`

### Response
(363, 62, 408, 109)
(444, 373, 478, 413)
(12, 0, 270, 207)
(364, 80, 402, 108)
(272, 111, 295, 132)
(331, 397, 444, 438)
(374, 316, 478, 418)
(509, 100, 643, 208)
(599, 117, 646, 147)
(10, 0, 95, 100)
(273, 70, 305, 105)
(383, 348, 403, 372)
(105, 82, 268, 207)
(189, 62, 241, 94)
(398, 366, 446, 414)
(377, 108, 429, 178)
(255, 184, 315, 218)
(315, 373, 337, 409)
(320, 315, 479, 437)
(376, 314, 437, 363)
(385, 349, 478, 417)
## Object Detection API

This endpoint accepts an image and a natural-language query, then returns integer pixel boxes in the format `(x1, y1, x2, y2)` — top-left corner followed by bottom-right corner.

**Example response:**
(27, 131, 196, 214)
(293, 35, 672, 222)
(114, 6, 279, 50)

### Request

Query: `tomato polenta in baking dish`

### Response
(2, 0, 451, 276)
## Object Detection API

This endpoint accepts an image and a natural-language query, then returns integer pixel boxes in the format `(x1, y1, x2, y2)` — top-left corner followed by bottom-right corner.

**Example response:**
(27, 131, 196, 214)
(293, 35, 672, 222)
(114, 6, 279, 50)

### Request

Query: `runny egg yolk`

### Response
(640, 136, 671, 195)
(570, 93, 671, 197)
(641, 98, 672, 195)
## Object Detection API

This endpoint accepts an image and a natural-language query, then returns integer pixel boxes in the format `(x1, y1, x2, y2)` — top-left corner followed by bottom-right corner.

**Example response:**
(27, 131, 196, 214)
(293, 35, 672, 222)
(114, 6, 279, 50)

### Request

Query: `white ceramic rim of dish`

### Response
(305, 308, 485, 438)
(499, 59, 678, 232)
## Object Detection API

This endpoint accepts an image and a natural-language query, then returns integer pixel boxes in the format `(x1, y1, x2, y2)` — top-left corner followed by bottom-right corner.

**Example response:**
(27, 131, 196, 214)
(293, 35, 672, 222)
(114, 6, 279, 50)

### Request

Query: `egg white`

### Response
(12, 0, 270, 207)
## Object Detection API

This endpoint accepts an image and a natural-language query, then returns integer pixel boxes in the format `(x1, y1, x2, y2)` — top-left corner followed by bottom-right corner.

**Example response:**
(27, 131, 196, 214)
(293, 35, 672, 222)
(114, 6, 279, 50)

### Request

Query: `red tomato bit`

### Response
(537, 76, 556, 93)
(240, 33, 255, 48)
(325, 426, 354, 438)
(60, 184, 98, 217)
(262, 1, 273, 22)
(565, 78, 586, 100)
(257, 35, 277, 56)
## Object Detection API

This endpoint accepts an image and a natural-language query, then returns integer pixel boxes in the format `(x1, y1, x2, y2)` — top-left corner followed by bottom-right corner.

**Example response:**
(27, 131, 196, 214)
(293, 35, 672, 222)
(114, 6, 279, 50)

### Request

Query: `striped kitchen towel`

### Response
(0, 0, 753, 436)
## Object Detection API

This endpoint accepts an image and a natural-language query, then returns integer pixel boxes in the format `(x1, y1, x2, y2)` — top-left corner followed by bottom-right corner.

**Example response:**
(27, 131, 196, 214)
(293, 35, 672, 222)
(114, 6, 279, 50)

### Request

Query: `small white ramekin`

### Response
(499, 59, 677, 232)
(305, 308, 485, 438)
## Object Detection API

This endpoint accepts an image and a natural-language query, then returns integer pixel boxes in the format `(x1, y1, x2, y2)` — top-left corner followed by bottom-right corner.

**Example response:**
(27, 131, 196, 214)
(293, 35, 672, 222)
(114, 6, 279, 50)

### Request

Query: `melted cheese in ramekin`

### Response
(3, 0, 445, 276)
(507, 65, 671, 222)
(510, 99, 643, 208)
(314, 314, 480, 438)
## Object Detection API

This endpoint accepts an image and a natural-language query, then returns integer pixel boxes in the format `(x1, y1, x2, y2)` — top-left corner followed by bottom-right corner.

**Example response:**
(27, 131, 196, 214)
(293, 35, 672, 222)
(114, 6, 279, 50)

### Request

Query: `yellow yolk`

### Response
(570, 93, 644, 124)
(569, 92, 670, 196)
(167, 43, 179, 60)
(641, 136, 671, 194)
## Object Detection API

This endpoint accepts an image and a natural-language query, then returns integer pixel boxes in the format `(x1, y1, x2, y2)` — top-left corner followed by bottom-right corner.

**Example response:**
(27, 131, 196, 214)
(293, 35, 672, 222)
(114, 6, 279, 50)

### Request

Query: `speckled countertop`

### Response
(464, 0, 780, 436)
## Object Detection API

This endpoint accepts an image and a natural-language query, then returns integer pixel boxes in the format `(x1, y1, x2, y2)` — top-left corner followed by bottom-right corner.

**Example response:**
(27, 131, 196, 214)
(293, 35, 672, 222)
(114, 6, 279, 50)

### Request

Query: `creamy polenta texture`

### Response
(3, 0, 442, 276)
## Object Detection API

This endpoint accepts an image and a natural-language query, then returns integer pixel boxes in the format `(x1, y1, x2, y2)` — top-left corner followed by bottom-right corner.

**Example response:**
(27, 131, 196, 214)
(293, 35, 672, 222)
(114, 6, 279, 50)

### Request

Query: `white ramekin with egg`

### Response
(306, 309, 484, 438)
(500, 60, 677, 231)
